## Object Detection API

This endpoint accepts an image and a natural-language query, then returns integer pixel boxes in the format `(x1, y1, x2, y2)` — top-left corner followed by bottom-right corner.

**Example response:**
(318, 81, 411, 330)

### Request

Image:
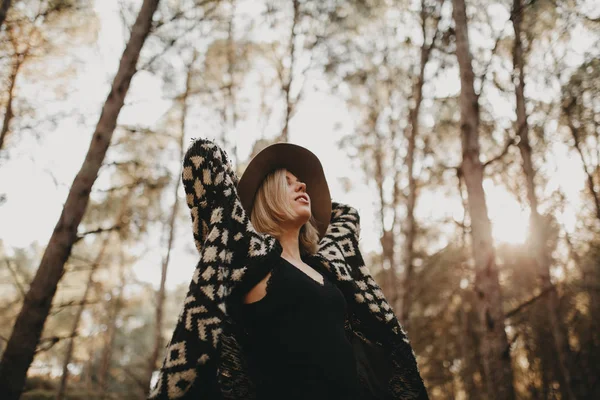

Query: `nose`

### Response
(295, 181, 306, 192)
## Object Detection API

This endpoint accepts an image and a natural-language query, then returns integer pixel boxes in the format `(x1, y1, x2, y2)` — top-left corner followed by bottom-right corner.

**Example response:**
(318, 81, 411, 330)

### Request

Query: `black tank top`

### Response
(240, 256, 359, 400)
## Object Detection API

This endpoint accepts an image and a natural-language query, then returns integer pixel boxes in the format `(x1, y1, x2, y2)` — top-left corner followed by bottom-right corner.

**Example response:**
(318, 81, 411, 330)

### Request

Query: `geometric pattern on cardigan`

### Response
(148, 138, 428, 399)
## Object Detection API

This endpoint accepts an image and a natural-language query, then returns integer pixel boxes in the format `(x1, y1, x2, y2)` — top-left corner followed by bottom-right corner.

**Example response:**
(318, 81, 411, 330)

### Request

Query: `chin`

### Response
(294, 208, 311, 223)
(300, 213, 311, 223)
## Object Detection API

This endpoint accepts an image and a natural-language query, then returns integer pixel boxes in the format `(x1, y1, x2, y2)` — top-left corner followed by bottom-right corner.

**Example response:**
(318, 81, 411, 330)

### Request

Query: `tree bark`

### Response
(0, 1, 160, 398)
(401, 95, 418, 327)
(144, 52, 194, 396)
(56, 190, 134, 400)
(98, 249, 127, 399)
(0, 23, 25, 153)
(459, 291, 482, 399)
(510, 1, 576, 398)
(370, 108, 398, 299)
(376, 150, 393, 264)
(451, 0, 516, 398)
(224, 0, 238, 162)
(400, 0, 442, 326)
(56, 245, 107, 400)
(567, 118, 600, 221)
(0, 0, 11, 31)
(0, 59, 20, 151)
(279, 0, 300, 142)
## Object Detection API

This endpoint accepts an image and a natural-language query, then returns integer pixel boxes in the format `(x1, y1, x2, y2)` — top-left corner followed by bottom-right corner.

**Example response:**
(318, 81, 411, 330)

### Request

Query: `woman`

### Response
(149, 138, 428, 400)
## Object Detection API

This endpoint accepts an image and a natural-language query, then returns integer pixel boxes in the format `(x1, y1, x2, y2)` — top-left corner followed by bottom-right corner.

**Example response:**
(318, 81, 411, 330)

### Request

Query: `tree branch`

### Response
(139, 1, 220, 71)
(4, 260, 26, 298)
(101, 160, 143, 170)
(75, 225, 122, 243)
(476, 20, 509, 99)
(92, 177, 167, 194)
(35, 334, 78, 354)
(439, 162, 461, 172)
(50, 300, 100, 316)
(483, 135, 515, 168)
(0, 297, 21, 316)
(505, 284, 555, 319)
(122, 365, 149, 392)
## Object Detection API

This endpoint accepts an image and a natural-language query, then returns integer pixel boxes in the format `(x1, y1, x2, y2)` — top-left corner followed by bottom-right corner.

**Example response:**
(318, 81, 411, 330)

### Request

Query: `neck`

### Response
(278, 227, 302, 262)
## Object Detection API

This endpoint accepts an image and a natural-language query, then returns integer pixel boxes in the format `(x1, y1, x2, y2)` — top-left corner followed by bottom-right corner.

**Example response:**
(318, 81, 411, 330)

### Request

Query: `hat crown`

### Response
(237, 142, 331, 240)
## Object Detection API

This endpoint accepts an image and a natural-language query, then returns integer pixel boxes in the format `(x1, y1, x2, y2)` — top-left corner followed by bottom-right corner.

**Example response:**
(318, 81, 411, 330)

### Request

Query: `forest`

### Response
(0, 0, 599, 399)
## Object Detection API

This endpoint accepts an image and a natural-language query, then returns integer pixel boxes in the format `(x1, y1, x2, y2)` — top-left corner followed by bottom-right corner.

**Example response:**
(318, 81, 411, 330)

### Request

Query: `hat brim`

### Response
(237, 143, 331, 240)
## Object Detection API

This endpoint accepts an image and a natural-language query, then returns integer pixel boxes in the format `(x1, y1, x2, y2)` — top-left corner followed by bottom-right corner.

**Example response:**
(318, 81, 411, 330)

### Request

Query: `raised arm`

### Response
(325, 201, 361, 241)
(318, 202, 428, 399)
(318, 202, 398, 326)
(181, 138, 280, 289)
(149, 138, 280, 399)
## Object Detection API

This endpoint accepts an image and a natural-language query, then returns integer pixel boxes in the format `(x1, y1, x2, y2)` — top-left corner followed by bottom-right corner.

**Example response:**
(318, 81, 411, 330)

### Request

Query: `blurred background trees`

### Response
(0, 0, 598, 398)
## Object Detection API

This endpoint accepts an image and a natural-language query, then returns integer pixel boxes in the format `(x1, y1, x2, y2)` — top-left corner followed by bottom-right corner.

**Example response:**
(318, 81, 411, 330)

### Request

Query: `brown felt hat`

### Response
(237, 143, 332, 239)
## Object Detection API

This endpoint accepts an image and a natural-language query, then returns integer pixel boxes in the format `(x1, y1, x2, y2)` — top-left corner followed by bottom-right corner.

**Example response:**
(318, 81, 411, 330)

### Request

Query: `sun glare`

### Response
(484, 180, 530, 245)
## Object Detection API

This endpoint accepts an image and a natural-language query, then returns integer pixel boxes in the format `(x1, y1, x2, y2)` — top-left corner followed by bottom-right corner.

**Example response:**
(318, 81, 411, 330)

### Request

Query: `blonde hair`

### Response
(251, 168, 320, 255)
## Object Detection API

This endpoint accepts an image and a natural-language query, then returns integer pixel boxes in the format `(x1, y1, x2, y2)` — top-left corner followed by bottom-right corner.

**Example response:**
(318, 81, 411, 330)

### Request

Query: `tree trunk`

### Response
(459, 294, 479, 399)
(371, 115, 397, 299)
(511, 1, 576, 398)
(0, 57, 21, 151)
(56, 245, 107, 400)
(401, 106, 417, 327)
(98, 249, 127, 399)
(399, 0, 444, 325)
(400, 0, 438, 324)
(144, 52, 194, 396)
(225, 0, 238, 163)
(0, 0, 11, 31)
(451, 0, 516, 398)
(567, 118, 600, 220)
(56, 190, 133, 400)
(279, 0, 299, 142)
(0, 1, 160, 397)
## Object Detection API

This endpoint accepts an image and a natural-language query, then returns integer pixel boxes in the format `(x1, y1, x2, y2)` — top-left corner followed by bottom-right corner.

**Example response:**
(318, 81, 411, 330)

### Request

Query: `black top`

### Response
(240, 256, 359, 400)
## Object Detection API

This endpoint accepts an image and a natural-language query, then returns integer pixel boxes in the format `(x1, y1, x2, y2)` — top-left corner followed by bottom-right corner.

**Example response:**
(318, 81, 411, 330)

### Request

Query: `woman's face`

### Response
(285, 170, 311, 222)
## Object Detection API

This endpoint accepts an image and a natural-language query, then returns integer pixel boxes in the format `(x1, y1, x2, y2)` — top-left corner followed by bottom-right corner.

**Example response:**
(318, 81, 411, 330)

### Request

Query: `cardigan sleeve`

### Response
(318, 202, 429, 399)
(149, 138, 280, 400)
(318, 202, 399, 333)
(327, 201, 361, 241)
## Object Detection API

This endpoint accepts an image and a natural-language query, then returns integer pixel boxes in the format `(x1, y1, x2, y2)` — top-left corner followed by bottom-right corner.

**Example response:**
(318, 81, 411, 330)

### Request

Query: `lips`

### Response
(295, 193, 310, 204)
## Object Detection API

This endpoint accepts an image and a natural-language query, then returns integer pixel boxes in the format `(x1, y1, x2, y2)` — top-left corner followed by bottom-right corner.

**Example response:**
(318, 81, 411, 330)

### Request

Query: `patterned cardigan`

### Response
(148, 138, 428, 399)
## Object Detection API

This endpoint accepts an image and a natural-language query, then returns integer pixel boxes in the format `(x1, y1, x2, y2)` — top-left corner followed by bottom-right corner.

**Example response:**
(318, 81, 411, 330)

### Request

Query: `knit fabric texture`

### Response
(148, 138, 428, 399)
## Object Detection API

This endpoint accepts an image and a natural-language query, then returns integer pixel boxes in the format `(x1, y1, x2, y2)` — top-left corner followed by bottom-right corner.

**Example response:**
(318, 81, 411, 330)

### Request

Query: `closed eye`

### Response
(286, 175, 299, 186)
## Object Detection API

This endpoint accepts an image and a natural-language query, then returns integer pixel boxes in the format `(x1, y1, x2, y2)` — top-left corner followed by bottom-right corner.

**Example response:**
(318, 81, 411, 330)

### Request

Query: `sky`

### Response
(0, 0, 594, 292)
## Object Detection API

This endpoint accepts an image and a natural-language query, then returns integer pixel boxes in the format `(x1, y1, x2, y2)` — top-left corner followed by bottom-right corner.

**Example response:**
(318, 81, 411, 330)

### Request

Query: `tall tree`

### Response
(223, 0, 239, 161)
(56, 189, 134, 400)
(400, 0, 444, 327)
(0, 0, 94, 152)
(451, 0, 516, 398)
(0, 0, 161, 397)
(269, 0, 344, 142)
(327, 0, 444, 313)
(145, 51, 196, 396)
(98, 248, 128, 399)
(324, 3, 412, 302)
(562, 58, 600, 222)
(511, 0, 575, 398)
(278, 0, 300, 141)
(0, 0, 11, 31)
(561, 56, 600, 397)
(0, 21, 22, 152)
